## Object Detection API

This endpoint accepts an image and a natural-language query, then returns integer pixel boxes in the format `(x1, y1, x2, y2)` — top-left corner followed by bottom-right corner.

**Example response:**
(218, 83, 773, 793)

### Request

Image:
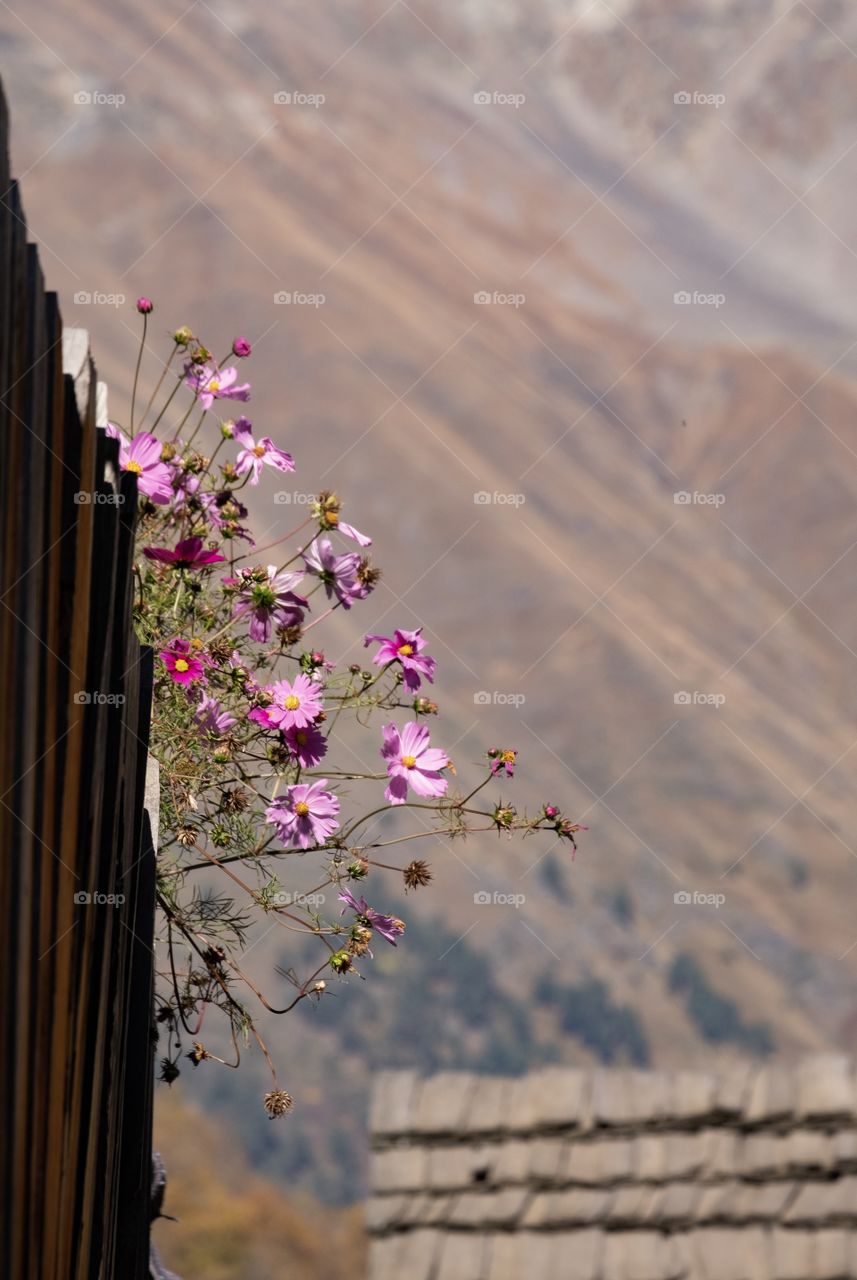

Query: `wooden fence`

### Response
(0, 77, 158, 1279)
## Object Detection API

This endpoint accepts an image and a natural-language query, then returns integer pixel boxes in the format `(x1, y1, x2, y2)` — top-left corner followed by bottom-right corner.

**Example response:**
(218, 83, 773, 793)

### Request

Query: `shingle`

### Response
(412, 1073, 480, 1134)
(566, 1138, 633, 1185)
(796, 1056, 855, 1120)
(713, 1064, 755, 1118)
(696, 1181, 740, 1223)
(602, 1229, 681, 1280)
(551, 1231, 605, 1280)
(741, 1133, 787, 1178)
(591, 1069, 669, 1127)
(487, 1232, 568, 1280)
(372, 1146, 428, 1193)
(634, 1134, 668, 1182)
(523, 1187, 613, 1227)
(672, 1070, 718, 1121)
(494, 1139, 533, 1184)
(610, 1183, 660, 1225)
(465, 1076, 516, 1135)
(703, 1129, 741, 1178)
(729, 1181, 796, 1223)
(687, 1227, 768, 1280)
(528, 1137, 568, 1182)
(511, 1068, 590, 1131)
(745, 1065, 795, 1124)
(435, 1231, 490, 1280)
(833, 1130, 857, 1169)
(652, 1180, 701, 1226)
(785, 1176, 857, 1224)
(447, 1188, 530, 1229)
(367, 1234, 407, 1280)
(371, 1071, 419, 1137)
(366, 1194, 409, 1232)
(664, 1133, 708, 1180)
(813, 1228, 850, 1279)
(782, 1128, 832, 1174)
(769, 1227, 814, 1279)
(428, 1144, 498, 1191)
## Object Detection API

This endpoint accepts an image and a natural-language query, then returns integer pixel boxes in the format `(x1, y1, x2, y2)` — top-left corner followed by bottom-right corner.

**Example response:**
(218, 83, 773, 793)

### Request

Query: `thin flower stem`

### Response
(130, 313, 148, 431)
(141, 346, 178, 425)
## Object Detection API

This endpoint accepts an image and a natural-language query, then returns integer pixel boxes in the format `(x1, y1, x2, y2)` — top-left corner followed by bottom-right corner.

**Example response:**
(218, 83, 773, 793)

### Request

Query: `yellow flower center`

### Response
(397, 643, 414, 656)
(253, 444, 266, 457)
(207, 378, 220, 392)
(174, 659, 189, 672)
(284, 695, 301, 710)
(125, 460, 143, 474)
(402, 754, 417, 769)
(294, 801, 310, 817)
(324, 511, 339, 526)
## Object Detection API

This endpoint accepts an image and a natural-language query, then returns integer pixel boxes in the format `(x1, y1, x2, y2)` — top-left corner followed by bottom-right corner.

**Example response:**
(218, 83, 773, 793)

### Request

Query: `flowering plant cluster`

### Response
(123, 299, 584, 1116)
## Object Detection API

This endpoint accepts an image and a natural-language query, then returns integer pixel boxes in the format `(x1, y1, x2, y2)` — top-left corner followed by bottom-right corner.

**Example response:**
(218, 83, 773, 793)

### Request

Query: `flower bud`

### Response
(136, 296, 154, 314)
(232, 336, 252, 358)
(173, 325, 193, 346)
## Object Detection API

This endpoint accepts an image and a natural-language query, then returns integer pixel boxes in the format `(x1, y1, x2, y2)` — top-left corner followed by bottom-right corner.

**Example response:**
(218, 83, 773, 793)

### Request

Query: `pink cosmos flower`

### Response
(230, 565, 308, 642)
(160, 638, 207, 686)
(488, 748, 518, 778)
(106, 425, 172, 504)
(143, 536, 226, 570)
(232, 417, 295, 484)
(381, 721, 449, 805)
(283, 722, 328, 767)
(303, 538, 365, 609)
(194, 694, 237, 737)
(265, 780, 340, 849)
(339, 522, 372, 546)
(364, 627, 436, 693)
(265, 673, 323, 730)
(184, 363, 251, 411)
(338, 887, 405, 946)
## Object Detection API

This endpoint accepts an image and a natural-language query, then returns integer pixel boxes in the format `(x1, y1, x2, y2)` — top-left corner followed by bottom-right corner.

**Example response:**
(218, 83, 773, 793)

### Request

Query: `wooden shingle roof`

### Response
(367, 1060, 857, 1279)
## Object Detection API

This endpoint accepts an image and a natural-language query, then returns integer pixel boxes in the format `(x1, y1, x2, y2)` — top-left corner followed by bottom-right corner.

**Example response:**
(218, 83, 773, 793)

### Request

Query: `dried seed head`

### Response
(403, 859, 433, 891)
(264, 1089, 294, 1119)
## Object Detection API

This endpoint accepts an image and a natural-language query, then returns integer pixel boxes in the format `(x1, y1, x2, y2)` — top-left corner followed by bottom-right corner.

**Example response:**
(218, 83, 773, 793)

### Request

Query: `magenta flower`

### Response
(339, 521, 372, 547)
(232, 336, 252, 358)
(284, 722, 328, 767)
(136, 296, 154, 314)
(265, 673, 323, 730)
(338, 887, 405, 946)
(364, 627, 436, 692)
(106, 426, 172, 504)
(231, 565, 308, 642)
(381, 721, 449, 805)
(303, 538, 365, 609)
(488, 748, 517, 778)
(233, 417, 295, 484)
(184, 363, 251, 411)
(194, 694, 237, 737)
(143, 536, 226, 570)
(265, 780, 340, 849)
(160, 638, 207, 686)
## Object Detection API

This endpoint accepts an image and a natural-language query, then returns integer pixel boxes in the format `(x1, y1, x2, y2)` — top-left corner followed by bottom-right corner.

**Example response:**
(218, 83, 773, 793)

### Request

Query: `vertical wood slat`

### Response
(0, 75, 156, 1280)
